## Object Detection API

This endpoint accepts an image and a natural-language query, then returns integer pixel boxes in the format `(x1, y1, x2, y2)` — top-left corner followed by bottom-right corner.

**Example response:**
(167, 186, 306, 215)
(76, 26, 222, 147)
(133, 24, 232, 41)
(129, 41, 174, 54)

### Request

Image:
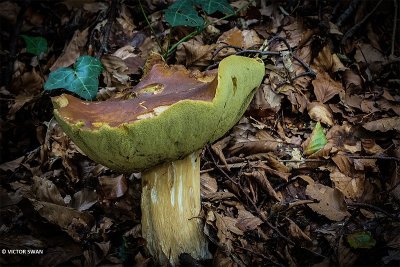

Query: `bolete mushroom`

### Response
(51, 55, 265, 265)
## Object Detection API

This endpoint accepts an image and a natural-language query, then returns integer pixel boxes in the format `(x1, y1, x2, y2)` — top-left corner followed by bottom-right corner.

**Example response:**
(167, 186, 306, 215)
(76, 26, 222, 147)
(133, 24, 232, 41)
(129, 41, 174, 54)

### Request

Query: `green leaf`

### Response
(44, 56, 103, 100)
(21, 35, 48, 56)
(197, 0, 234, 15)
(304, 122, 328, 155)
(165, 0, 204, 27)
(347, 231, 376, 249)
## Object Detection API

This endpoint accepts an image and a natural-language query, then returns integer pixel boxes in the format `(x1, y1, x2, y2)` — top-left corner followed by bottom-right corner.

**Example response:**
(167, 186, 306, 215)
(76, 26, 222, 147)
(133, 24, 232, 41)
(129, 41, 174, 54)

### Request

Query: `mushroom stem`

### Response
(141, 151, 210, 266)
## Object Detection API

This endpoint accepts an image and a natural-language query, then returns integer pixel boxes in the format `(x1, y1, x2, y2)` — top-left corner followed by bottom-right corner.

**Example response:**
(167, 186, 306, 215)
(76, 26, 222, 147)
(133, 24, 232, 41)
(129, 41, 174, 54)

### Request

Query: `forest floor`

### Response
(0, 0, 399, 266)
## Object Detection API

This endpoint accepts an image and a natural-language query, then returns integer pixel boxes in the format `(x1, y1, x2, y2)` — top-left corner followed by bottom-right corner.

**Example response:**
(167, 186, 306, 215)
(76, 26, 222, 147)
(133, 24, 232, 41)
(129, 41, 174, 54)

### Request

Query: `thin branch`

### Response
(139, 0, 164, 55)
(341, 0, 384, 44)
(336, 0, 360, 28)
(205, 147, 296, 246)
(347, 202, 398, 220)
(233, 245, 285, 267)
(391, 0, 398, 57)
(345, 155, 400, 162)
(96, 0, 118, 58)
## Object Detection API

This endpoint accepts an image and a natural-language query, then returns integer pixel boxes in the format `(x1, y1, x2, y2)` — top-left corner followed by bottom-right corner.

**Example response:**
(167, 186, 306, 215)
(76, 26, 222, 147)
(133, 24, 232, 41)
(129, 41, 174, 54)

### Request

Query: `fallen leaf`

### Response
(330, 170, 365, 199)
(307, 102, 334, 126)
(200, 173, 218, 197)
(98, 174, 128, 199)
(306, 182, 350, 221)
(303, 122, 328, 156)
(50, 28, 89, 71)
(347, 231, 376, 249)
(363, 117, 400, 132)
(71, 189, 98, 211)
(0, 156, 24, 172)
(32, 176, 65, 205)
(287, 218, 311, 242)
(312, 71, 344, 103)
(236, 209, 263, 232)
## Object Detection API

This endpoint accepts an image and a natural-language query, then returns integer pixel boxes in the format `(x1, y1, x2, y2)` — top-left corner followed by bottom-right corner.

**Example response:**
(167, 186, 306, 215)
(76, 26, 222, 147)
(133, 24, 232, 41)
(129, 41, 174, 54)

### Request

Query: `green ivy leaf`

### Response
(44, 56, 103, 100)
(347, 231, 376, 249)
(165, 0, 204, 27)
(21, 35, 48, 56)
(304, 122, 328, 155)
(197, 0, 234, 15)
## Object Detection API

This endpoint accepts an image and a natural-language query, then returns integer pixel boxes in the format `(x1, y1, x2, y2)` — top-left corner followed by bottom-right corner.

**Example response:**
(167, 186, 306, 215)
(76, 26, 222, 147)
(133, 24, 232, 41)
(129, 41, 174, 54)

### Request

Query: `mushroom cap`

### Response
(52, 55, 265, 172)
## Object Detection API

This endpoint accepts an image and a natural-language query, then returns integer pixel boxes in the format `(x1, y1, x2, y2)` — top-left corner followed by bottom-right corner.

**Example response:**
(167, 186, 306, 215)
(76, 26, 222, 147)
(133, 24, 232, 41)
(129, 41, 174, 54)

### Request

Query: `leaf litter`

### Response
(0, 0, 399, 266)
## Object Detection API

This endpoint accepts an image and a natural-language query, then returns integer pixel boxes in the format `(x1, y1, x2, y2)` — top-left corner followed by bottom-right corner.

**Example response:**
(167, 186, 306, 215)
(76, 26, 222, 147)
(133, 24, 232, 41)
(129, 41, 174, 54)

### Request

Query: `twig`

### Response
(139, 0, 164, 55)
(391, 0, 398, 57)
(200, 158, 327, 173)
(233, 245, 285, 267)
(336, 0, 360, 28)
(341, 0, 384, 44)
(205, 147, 296, 246)
(96, 0, 118, 58)
(5, 0, 31, 88)
(347, 202, 398, 220)
(345, 155, 400, 162)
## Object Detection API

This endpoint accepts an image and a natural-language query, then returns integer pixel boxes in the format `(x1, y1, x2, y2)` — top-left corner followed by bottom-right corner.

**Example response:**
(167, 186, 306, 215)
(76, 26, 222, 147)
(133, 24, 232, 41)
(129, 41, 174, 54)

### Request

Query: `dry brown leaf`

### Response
(287, 218, 311, 242)
(326, 124, 362, 153)
(332, 154, 354, 177)
(28, 199, 94, 241)
(236, 210, 263, 232)
(204, 191, 237, 202)
(11, 68, 44, 95)
(330, 170, 365, 200)
(211, 136, 230, 168)
(353, 159, 378, 172)
(307, 101, 334, 126)
(222, 216, 244, 236)
(32, 176, 65, 206)
(71, 189, 98, 212)
(0, 1, 20, 23)
(201, 173, 218, 197)
(250, 84, 283, 115)
(259, 3, 285, 33)
(306, 183, 350, 221)
(0, 156, 25, 172)
(338, 236, 358, 267)
(215, 212, 234, 252)
(255, 162, 290, 182)
(361, 139, 385, 154)
(217, 27, 262, 48)
(354, 43, 386, 65)
(101, 55, 130, 84)
(176, 39, 216, 67)
(363, 117, 400, 132)
(83, 2, 108, 12)
(99, 175, 128, 199)
(314, 45, 346, 73)
(116, 4, 136, 34)
(50, 28, 89, 71)
(312, 70, 344, 103)
(213, 249, 237, 267)
(378, 99, 400, 116)
(343, 69, 363, 94)
(245, 171, 281, 201)
(229, 139, 280, 156)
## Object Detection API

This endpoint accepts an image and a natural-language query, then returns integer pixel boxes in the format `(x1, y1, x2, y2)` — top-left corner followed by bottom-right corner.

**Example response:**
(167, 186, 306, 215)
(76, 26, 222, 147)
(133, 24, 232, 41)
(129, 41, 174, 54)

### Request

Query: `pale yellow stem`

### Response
(141, 151, 211, 266)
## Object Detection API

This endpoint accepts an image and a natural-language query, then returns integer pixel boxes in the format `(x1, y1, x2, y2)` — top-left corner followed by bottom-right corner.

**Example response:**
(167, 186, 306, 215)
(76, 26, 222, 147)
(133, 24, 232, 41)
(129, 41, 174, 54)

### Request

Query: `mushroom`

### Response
(51, 55, 265, 265)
